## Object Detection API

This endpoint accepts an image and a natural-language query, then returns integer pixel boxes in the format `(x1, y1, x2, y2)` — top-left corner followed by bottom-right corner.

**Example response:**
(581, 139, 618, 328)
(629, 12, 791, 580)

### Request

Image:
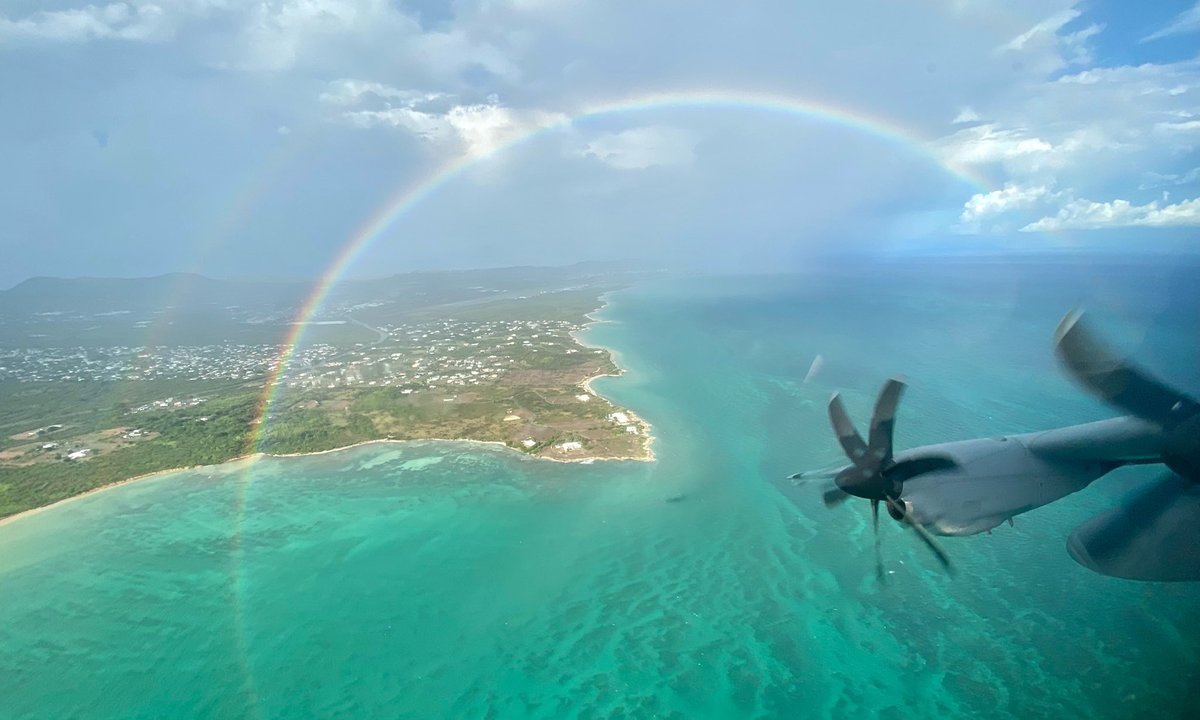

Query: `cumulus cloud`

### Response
(959, 183, 1052, 224)
(1021, 195, 1200, 231)
(938, 122, 1124, 180)
(937, 124, 1056, 169)
(1143, 2, 1200, 43)
(935, 44, 1200, 232)
(576, 126, 697, 170)
(324, 79, 565, 156)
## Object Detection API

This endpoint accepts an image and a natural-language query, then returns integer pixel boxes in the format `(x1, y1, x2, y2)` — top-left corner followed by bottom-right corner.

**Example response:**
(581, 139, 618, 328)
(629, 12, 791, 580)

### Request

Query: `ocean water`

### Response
(2, 263, 1198, 719)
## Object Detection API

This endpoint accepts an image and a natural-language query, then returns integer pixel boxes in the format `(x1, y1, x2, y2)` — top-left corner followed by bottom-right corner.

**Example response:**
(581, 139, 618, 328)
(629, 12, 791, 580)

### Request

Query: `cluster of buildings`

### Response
(280, 319, 598, 391)
(0, 345, 313, 383)
(1, 318, 602, 398)
(127, 397, 208, 414)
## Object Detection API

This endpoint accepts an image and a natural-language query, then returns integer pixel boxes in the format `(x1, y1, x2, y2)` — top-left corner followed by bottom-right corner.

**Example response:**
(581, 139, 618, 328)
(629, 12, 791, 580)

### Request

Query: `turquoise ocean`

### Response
(2, 263, 1198, 718)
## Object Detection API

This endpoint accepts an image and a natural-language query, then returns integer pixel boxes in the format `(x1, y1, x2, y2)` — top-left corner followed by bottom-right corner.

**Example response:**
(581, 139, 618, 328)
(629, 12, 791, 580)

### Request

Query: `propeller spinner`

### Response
(801, 378, 957, 576)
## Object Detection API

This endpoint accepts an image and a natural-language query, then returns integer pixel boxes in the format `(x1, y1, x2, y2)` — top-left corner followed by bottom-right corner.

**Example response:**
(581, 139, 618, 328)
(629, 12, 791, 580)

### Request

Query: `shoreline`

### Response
(571, 292, 657, 463)
(0, 457, 254, 529)
(0, 288, 656, 529)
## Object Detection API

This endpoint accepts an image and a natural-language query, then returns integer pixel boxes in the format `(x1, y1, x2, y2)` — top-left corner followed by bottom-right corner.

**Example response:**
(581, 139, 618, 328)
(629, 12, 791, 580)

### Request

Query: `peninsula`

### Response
(0, 264, 654, 520)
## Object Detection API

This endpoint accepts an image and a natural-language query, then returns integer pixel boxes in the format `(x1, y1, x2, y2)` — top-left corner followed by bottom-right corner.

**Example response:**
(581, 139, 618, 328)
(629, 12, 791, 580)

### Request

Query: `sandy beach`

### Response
(0, 294, 655, 529)
(0, 456, 258, 529)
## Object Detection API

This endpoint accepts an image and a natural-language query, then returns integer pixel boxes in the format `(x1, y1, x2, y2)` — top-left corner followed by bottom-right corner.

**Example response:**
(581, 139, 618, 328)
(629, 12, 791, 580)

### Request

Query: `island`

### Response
(0, 264, 654, 520)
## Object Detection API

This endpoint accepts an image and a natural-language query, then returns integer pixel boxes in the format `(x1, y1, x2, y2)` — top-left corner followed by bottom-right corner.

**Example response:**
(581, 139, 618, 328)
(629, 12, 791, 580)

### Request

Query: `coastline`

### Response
(0, 288, 656, 529)
(0, 456, 256, 529)
(571, 291, 658, 463)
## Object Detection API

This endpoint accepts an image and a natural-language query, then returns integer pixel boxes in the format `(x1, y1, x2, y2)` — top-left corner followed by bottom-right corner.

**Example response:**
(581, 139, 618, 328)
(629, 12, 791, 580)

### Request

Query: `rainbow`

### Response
(244, 88, 994, 453)
(223, 89, 997, 695)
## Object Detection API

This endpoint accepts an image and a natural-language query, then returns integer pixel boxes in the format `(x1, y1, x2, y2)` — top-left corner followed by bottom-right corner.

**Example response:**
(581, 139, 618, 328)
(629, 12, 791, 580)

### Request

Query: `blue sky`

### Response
(1, 0, 1198, 286)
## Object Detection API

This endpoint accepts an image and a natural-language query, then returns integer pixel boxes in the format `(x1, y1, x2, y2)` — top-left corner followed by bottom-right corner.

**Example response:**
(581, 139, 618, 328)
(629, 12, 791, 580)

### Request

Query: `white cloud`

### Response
(1140, 167, 1200, 189)
(319, 79, 448, 107)
(0, 2, 436, 74)
(576, 126, 697, 170)
(326, 79, 565, 156)
(952, 107, 981, 124)
(445, 103, 562, 157)
(959, 183, 1052, 224)
(999, 9, 1079, 52)
(937, 123, 1055, 169)
(1021, 195, 1200, 231)
(997, 9, 1100, 70)
(1143, 2, 1200, 42)
(0, 2, 174, 42)
(229, 0, 396, 71)
(1155, 119, 1200, 134)
(934, 53, 1200, 233)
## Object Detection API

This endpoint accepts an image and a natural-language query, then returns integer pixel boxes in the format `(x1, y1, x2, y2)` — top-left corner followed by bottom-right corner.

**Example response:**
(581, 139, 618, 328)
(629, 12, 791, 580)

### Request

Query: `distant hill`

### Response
(0, 262, 646, 348)
(0, 273, 310, 315)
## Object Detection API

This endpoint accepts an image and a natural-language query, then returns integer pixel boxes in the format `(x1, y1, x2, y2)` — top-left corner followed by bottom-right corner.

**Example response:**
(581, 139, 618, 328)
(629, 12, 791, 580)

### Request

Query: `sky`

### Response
(1, 0, 1199, 287)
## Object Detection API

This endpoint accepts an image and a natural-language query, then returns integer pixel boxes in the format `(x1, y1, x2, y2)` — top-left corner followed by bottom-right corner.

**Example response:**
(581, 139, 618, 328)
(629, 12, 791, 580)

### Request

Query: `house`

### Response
(557, 441, 583, 452)
(66, 449, 91, 460)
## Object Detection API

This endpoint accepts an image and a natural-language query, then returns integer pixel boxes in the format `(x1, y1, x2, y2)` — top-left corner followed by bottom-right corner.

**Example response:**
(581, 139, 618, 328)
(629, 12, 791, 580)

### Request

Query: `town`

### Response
(0, 316, 651, 479)
(1, 319, 598, 392)
(0, 270, 653, 519)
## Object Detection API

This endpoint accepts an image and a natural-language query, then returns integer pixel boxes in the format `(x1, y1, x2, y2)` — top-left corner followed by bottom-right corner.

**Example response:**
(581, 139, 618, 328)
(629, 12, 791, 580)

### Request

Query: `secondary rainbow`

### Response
(245, 88, 995, 452)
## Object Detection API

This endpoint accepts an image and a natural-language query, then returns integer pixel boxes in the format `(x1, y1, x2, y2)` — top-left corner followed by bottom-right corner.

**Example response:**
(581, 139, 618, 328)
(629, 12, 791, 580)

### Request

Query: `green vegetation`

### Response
(0, 390, 259, 518)
(0, 269, 651, 521)
(0, 378, 258, 450)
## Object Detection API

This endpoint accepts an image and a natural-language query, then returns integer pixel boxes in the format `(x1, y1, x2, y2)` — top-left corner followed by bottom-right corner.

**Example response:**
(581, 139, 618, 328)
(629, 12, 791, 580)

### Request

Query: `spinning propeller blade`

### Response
(1055, 310, 1200, 580)
(887, 497, 953, 573)
(828, 393, 870, 469)
(803, 378, 956, 576)
(872, 499, 884, 581)
(1067, 472, 1200, 582)
(1055, 311, 1199, 426)
(868, 378, 905, 466)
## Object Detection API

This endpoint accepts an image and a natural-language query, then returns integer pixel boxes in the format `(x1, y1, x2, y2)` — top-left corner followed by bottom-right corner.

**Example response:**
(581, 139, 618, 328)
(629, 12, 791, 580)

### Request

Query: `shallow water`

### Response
(2, 264, 1198, 718)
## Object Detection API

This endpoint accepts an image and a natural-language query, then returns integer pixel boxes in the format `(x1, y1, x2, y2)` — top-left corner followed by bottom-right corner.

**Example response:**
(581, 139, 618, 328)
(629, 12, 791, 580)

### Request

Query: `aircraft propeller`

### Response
(1055, 311, 1200, 581)
(792, 378, 957, 577)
